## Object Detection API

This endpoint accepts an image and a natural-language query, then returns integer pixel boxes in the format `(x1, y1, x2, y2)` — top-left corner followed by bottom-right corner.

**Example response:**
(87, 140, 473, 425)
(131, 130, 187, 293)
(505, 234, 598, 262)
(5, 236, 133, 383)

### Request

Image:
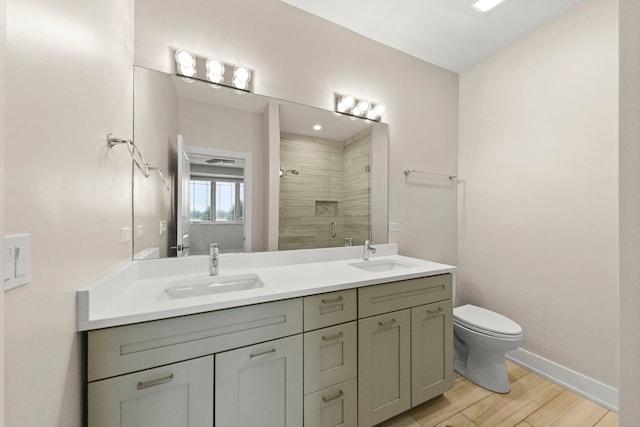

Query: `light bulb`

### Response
(357, 100, 370, 112)
(337, 102, 347, 113)
(352, 107, 363, 116)
(373, 104, 386, 116)
(341, 95, 356, 109)
(175, 50, 196, 77)
(206, 58, 225, 83)
(366, 110, 378, 120)
(234, 67, 250, 82)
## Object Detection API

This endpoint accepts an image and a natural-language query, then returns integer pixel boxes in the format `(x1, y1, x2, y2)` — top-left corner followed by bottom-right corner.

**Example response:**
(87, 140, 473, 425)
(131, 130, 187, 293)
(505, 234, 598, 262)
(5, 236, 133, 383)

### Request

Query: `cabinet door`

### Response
(358, 310, 411, 427)
(87, 355, 213, 427)
(304, 321, 357, 394)
(215, 334, 303, 427)
(304, 378, 357, 427)
(411, 300, 453, 406)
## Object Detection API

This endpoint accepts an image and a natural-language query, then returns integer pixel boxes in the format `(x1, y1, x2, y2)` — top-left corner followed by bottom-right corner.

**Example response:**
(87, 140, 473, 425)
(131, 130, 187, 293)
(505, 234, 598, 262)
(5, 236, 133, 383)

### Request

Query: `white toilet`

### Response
(453, 304, 523, 393)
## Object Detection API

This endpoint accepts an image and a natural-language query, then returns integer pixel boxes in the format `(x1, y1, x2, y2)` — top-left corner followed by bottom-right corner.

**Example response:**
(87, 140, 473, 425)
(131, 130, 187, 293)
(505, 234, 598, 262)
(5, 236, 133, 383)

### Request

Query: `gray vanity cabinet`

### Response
(215, 335, 303, 427)
(357, 309, 412, 427)
(85, 274, 452, 427)
(303, 289, 358, 427)
(411, 300, 454, 406)
(357, 274, 453, 427)
(88, 356, 214, 427)
(85, 298, 302, 427)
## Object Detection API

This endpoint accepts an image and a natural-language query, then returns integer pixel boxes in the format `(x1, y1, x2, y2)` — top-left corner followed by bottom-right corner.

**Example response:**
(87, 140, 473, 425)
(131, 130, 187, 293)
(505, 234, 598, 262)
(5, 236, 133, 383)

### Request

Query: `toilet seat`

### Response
(454, 304, 523, 339)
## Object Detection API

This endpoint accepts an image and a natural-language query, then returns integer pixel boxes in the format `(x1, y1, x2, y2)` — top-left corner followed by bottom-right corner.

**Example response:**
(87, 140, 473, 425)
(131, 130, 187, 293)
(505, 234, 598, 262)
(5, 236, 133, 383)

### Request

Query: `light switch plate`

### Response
(121, 227, 131, 243)
(388, 222, 400, 232)
(4, 234, 32, 291)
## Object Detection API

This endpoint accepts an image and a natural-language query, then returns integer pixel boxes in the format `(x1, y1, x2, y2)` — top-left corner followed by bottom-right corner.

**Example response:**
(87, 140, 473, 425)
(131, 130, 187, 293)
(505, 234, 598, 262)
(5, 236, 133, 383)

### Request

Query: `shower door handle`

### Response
(330, 222, 336, 238)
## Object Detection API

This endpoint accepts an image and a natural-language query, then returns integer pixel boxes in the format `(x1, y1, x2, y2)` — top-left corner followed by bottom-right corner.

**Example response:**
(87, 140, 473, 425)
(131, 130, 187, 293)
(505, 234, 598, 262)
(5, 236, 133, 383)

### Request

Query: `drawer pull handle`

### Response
(378, 319, 396, 328)
(322, 390, 344, 403)
(321, 295, 344, 305)
(250, 348, 276, 359)
(136, 373, 174, 390)
(322, 332, 344, 341)
(427, 307, 444, 315)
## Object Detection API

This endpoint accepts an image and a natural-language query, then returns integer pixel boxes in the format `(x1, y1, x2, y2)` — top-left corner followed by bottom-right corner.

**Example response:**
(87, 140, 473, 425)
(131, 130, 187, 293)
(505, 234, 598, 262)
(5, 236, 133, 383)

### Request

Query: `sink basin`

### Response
(163, 274, 264, 299)
(349, 259, 417, 273)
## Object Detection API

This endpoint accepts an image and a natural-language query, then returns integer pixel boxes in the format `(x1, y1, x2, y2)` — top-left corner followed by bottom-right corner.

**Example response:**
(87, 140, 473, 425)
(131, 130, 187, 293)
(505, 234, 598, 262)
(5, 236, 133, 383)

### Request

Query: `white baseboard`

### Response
(506, 348, 618, 412)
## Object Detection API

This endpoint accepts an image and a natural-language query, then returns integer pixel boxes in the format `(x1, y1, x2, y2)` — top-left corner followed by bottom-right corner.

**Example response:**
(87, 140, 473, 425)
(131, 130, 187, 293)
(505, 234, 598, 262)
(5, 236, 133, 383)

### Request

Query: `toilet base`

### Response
(454, 345, 511, 393)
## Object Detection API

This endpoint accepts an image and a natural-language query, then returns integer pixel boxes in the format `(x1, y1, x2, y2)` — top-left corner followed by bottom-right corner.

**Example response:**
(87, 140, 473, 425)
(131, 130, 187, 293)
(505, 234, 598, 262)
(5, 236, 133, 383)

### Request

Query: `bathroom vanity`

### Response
(78, 245, 455, 427)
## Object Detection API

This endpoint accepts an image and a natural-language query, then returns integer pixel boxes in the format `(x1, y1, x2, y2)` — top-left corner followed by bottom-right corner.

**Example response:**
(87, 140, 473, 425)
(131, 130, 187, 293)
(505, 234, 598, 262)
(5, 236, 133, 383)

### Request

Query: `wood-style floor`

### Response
(380, 362, 618, 427)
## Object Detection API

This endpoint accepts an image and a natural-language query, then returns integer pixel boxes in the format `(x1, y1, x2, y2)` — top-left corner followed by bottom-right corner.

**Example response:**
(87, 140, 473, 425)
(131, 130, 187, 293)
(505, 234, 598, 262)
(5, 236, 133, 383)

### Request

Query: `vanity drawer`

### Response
(304, 321, 357, 394)
(304, 378, 357, 427)
(304, 289, 357, 331)
(87, 298, 302, 382)
(358, 274, 452, 318)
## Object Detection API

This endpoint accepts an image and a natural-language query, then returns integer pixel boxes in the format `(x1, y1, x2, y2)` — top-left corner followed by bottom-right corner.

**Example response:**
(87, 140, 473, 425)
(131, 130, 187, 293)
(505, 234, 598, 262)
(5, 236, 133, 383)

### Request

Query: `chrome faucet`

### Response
(210, 243, 219, 276)
(363, 240, 376, 261)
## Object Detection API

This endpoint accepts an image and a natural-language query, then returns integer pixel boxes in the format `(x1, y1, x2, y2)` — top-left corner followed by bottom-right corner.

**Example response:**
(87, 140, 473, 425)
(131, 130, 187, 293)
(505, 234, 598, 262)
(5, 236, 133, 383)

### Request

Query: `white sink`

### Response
(349, 259, 416, 273)
(163, 274, 265, 299)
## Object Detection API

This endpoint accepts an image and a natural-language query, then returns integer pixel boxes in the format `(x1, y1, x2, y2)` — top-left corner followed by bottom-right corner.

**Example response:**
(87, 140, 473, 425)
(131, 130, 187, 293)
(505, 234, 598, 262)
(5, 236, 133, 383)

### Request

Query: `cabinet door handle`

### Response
(322, 332, 344, 342)
(427, 307, 443, 315)
(378, 318, 396, 328)
(136, 373, 174, 390)
(321, 295, 344, 305)
(322, 390, 344, 403)
(250, 348, 276, 359)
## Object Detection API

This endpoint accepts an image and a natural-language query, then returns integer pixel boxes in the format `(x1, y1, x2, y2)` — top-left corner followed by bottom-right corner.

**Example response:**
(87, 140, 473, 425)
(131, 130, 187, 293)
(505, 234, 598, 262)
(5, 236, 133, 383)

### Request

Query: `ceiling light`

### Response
(175, 50, 196, 77)
(313, 124, 322, 131)
(473, 0, 506, 12)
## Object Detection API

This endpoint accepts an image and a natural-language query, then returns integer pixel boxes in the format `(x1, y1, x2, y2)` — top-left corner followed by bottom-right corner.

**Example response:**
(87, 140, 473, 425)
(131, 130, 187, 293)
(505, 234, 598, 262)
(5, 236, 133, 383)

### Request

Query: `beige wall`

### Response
(134, 0, 460, 264)
(619, 0, 640, 423)
(459, 0, 619, 388)
(4, 0, 134, 425)
(133, 66, 178, 259)
(0, 0, 5, 421)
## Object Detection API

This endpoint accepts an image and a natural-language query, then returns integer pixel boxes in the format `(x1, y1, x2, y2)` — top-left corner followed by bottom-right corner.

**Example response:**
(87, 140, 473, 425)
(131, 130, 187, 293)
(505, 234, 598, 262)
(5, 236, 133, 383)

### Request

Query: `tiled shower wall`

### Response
(279, 130, 371, 250)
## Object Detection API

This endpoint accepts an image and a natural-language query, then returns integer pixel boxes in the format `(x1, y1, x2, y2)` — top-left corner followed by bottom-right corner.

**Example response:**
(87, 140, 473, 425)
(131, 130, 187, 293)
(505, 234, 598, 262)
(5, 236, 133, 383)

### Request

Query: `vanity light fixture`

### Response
(173, 48, 254, 92)
(472, 0, 507, 13)
(335, 94, 385, 122)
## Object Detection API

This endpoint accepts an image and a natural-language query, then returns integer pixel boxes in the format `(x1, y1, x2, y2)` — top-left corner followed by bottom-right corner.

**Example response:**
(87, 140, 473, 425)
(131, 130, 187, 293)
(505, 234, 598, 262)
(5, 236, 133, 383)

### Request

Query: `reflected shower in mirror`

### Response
(132, 66, 388, 260)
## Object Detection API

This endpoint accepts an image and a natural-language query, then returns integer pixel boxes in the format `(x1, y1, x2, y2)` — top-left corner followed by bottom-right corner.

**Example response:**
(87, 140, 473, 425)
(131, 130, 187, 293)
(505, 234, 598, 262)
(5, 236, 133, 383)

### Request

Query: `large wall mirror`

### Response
(132, 66, 389, 260)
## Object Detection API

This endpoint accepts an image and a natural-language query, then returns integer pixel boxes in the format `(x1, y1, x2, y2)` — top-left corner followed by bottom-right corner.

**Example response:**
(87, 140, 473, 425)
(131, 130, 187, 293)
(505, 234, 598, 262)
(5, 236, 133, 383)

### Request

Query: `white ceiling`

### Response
(280, 0, 587, 72)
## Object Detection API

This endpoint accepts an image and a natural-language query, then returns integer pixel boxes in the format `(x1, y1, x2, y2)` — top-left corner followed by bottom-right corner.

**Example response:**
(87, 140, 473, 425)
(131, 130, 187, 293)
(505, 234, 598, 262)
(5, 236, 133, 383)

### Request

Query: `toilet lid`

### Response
(454, 304, 523, 336)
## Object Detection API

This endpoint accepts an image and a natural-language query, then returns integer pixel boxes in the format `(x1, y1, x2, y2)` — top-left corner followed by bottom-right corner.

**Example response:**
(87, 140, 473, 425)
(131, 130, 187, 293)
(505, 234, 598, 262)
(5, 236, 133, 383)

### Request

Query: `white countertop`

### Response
(77, 244, 456, 331)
